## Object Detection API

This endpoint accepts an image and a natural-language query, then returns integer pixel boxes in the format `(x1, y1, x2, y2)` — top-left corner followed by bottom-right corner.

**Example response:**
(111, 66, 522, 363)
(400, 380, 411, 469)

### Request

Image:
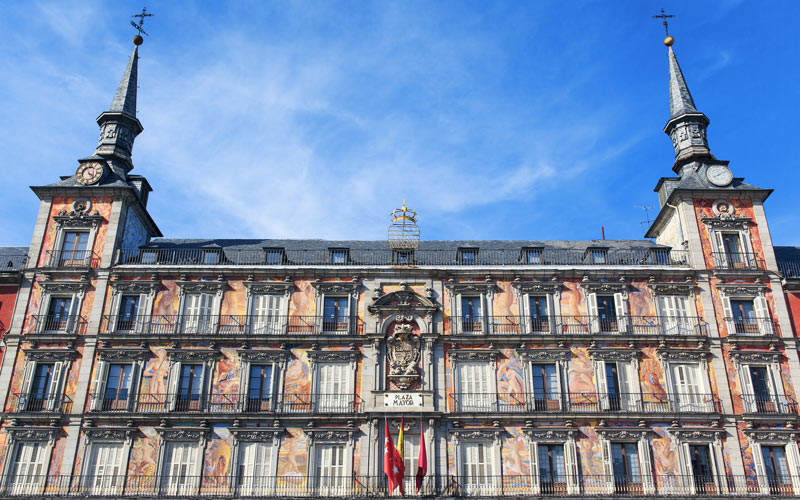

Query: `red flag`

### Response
(415, 420, 427, 493)
(384, 419, 405, 495)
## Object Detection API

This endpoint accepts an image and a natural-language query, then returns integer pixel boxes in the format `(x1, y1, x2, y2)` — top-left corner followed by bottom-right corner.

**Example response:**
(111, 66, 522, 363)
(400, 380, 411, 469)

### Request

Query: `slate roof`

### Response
(775, 246, 800, 277)
(0, 247, 28, 272)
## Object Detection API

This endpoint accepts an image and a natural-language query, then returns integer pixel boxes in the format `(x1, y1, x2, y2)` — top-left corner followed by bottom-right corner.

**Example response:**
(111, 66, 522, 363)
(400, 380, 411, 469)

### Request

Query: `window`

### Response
(457, 248, 478, 265)
(537, 444, 566, 493)
(391, 425, 420, 495)
(102, 364, 133, 411)
(329, 249, 349, 265)
(247, 365, 273, 412)
(19, 356, 68, 412)
(658, 295, 692, 336)
(456, 361, 494, 412)
(29, 364, 55, 411)
(731, 299, 758, 334)
(590, 248, 608, 264)
(201, 250, 220, 265)
(85, 443, 125, 494)
(393, 250, 413, 265)
(176, 364, 204, 411)
(530, 364, 561, 411)
(527, 433, 579, 495)
(586, 290, 627, 334)
(462, 441, 497, 495)
(6, 441, 48, 494)
(45, 296, 74, 331)
(140, 249, 158, 264)
(460, 296, 483, 333)
(251, 294, 282, 335)
(90, 355, 144, 413)
(60, 231, 90, 266)
(596, 296, 618, 331)
(593, 358, 639, 412)
(529, 297, 549, 333)
(762, 446, 792, 493)
(721, 289, 772, 336)
(161, 442, 200, 496)
(264, 248, 285, 265)
(314, 444, 346, 494)
(523, 248, 542, 264)
(237, 442, 273, 495)
(322, 297, 349, 333)
(688, 445, 716, 494)
(315, 362, 351, 412)
(611, 443, 642, 492)
(720, 233, 743, 267)
(736, 360, 786, 415)
(670, 363, 709, 413)
(116, 295, 145, 332)
(183, 293, 215, 334)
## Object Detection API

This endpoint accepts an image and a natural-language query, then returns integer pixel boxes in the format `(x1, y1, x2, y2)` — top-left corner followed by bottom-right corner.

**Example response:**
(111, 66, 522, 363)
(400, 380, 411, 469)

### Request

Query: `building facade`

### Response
(0, 34, 800, 499)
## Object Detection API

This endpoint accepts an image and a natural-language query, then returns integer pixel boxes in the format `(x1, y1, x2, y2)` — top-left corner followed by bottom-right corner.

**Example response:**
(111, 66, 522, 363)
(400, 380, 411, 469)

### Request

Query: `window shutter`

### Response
(20, 362, 35, 410)
(128, 362, 142, 412)
(750, 443, 769, 494)
(713, 232, 725, 259)
(238, 360, 250, 411)
(46, 362, 64, 411)
(786, 442, 800, 493)
(553, 362, 564, 411)
(738, 365, 756, 413)
(66, 296, 79, 333)
(638, 438, 654, 494)
(135, 294, 149, 333)
(588, 293, 599, 333)
(721, 296, 735, 335)
(529, 442, 540, 494)
(753, 296, 772, 335)
(619, 361, 640, 411)
(565, 440, 579, 494)
(680, 443, 695, 494)
(90, 360, 108, 411)
(601, 440, 614, 494)
(545, 294, 555, 334)
(167, 363, 180, 411)
(614, 293, 627, 333)
(594, 360, 609, 410)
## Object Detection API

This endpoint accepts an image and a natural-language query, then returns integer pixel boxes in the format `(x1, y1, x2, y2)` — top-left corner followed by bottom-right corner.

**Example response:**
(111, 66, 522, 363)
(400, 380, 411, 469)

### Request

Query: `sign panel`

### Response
(383, 392, 424, 408)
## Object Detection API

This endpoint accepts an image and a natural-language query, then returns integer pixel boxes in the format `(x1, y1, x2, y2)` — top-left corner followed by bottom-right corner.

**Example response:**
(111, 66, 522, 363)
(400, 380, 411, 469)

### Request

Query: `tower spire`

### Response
(662, 37, 711, 167)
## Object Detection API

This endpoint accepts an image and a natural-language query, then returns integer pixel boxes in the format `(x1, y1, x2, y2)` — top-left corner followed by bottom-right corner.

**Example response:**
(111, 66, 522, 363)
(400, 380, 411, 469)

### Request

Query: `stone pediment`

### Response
(368, 286, 438, 316)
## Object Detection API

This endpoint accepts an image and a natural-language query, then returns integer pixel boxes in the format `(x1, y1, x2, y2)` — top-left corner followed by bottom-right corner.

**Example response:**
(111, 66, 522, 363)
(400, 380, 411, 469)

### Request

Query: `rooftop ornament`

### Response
(388, 200, 420, 249)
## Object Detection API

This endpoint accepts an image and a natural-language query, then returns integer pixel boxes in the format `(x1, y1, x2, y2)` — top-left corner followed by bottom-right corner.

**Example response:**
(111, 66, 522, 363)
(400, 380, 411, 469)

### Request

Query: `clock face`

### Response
(706, 165, 732, 187)
(75, 162, 104, 185)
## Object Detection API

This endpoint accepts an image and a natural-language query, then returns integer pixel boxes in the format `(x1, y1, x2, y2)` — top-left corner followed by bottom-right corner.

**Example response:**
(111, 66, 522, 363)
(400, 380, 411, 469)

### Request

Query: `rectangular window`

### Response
(671, 363, 706, 412)
(523, 248, 542, 264)
(659, 295, 691, 335)
(689, 444, 715, 493)
(721, 233, 743, 261)
(529, 296, 549, 332)
(731, 299, 758, 334)
(460, 296, 482, 333)
(393, 250, 413, 265)
(46, 296, 73, 331)
(322, 297, 349, 333)
(176, 364, 204, 411)
(247, 365, 273, 411)
(391, 426, 420, 496)
(7, 441, 48, 494)
(462, 442, 496, 494)
(238, 441, 273, 495)
(183, 293, 214, 333)
(611, 443, 642, 491)
(315, 444, 346, 493)
(457, 362, 493, 411)
(531, 364, 559, 411)
(761, 446, 792, 493)
(329, 249, 349, 264)
(264, 249, 285, 265)
(316, 362, 351, 412)
(162, 442, 199, 496)
(458, 248, 478, 265)
(86, 443, 125, 494)
(116, 295, 140, 331)
(538, 444, 566, 493)
(252, 294, 282, 334)
(749, 366, 776, 413)
(590, 249, 607, 264)
(596, 295, 618, 331)
(60, 231, 90, 265)
(201, 250, 220, 265)
(103, 364, 133, 411)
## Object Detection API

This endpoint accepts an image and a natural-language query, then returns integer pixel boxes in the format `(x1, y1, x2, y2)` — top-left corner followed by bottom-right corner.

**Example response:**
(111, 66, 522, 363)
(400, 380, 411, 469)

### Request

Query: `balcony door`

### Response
(103, 364, 133, 411)
(116, 295, 146, 332)
(45, 296, 75, 332)
(537, 444, 567, 494)
(659, 295, 691, 336)
(530, 364, 560, 412)
(457, 362, 494, 412)
(322, 297, 349, 334)
(671, 363, 706, 413)
(529, 296, 550, 333)
(247, 364, 274, 412)
(60, 231, 90, 266)
(162, 442, 200, 496)
(314, 444, 346, 495)
(316, 362, 350, 412)
(611, 442, 642, 494)
(184, 293, 214, 334)
(176, 364, 204, 411)
(604, 362, 637, 411)
(86, 443, 125, 495)
(761, 446, 793, 494)
(460, 296, 483, 333)
(7, 442, 48, 495)
(252, 295, 281, 335)
(462, 442, 497, 495)
(688, 444, 718, 494)
(238, 442, 273, 496)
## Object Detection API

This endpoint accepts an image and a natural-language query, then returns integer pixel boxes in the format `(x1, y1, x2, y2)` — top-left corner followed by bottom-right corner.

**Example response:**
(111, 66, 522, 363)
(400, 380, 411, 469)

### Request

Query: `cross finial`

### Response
(652, 8, 675, 37)
(131, 7, 154, 37)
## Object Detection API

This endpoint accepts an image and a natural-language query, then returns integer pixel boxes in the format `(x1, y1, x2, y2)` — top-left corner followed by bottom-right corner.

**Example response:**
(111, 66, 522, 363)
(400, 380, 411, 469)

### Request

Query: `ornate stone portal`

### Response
(386, 322, 421, 389)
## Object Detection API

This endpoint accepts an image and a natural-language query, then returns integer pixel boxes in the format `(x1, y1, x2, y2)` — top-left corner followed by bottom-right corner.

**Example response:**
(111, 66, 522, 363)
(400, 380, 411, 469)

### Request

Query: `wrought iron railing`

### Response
(115, 247, 689, 267)
(711, 252, 764, 271)
(0, 474, 795, 497)
(725, 317, 778, 336)
(27, 314, 87, 335)
(778, 259, 800, 278)
(88, 393, 363, 414)
(448, 392, 721, 414)
(42, 249, 99, 268)
(100, 315, 363, 335)
(7, 393, 73, 413)
(740, 394, 798, 415)
(450, 315, 707, 336)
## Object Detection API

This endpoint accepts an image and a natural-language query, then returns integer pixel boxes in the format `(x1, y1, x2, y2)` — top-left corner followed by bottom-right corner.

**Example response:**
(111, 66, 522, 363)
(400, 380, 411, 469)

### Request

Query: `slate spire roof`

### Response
(108, 46, 139, 119)
(663, 42, 711, 164)
(667, 46, 700, 119)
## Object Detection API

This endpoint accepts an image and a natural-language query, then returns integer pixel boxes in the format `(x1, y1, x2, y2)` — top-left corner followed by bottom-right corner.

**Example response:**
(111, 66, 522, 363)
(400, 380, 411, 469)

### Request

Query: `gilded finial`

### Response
(652, 9, 675, 46)
(131, 7, 153, 45)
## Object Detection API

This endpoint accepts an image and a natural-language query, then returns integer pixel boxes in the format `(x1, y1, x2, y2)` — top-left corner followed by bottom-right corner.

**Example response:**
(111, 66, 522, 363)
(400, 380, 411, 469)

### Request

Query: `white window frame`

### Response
(35, 278, 89, 334)
(89, 348, 148, 412)
(597, 429, 654, 495)
(657, 350, 713, 413)
(175, 278, 226, 335)
(451, 428, 503, 496)
(648, 280, 700, 336)
(445, 281, 495, 335)
(730, 351, 787, 414)
(744, 429, 800, 495)
(78, 428, 135, 495)
(705, 211, 754, 269)
(718, 284, 773, 337)
(512, 281, 562, 335)
(589, 350, 641, 412)
(306, 429, 356, 495)
(580, 281, 628, 334)
(669, 429, 727, 495)
(107, 279, 159, 334)
(518, 349, 569, 412)
(164, 349, 217, 412)
(307, 350, 358, 413)
(448, 350, 498, 412)
(0, 428, 57, 496)
(237, 349, 288, 413)
(311, 281, 360, 335)
(156, 428, 208, 496)
(523, 428, 579, 494)
(229, 429, 282, 496)
(18, 349, 73, 412)
(242, 281, 293, 335)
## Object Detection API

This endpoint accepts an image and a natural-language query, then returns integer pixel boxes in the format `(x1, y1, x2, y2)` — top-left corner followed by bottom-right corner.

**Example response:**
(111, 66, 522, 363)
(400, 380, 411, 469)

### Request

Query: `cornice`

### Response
(716, 283, 767, 296)
(729, 350, 782, 364)
(97, 347, 150, 361)
(588, 349, 639, 361)
(743, 428, 800, 442)
(166, 348, 217, 362)
(307, 349, 360, 362)
(305, 427, 358, 441)
(243, 280, 295, 296)
(176, 277, 227, 293)
(647, 277, 696, 295)
(668, 428, 726, 441)
(447, 349, 499, 362)
(522, 427, 576, 441)
(23, 348, 75, 361)
(450, 427, 504, 440)
(109, 278, 160, 294)
(238, 349, 289, 363)
(511, 280, 562, 295)
(579, 278, 628, 294)
(596, 427, 651, 440)
(156, 427, 209, 441)
(444, 280, 496, 295)
(517, 348, 569, 362)
(230, 427, 284, 441)
(312, 280, 360, 297)
(656, 348, 709, 362)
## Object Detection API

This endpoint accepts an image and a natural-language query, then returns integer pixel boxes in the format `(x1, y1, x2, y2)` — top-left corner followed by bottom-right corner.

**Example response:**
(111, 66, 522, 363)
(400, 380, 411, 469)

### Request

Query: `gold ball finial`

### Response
(133, 34, 144, 46)
(664, 35, 674, 47)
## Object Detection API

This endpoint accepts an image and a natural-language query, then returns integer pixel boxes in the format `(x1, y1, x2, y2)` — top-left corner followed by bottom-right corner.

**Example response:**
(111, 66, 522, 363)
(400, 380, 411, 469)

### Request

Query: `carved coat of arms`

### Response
(386, 322, 420, 390)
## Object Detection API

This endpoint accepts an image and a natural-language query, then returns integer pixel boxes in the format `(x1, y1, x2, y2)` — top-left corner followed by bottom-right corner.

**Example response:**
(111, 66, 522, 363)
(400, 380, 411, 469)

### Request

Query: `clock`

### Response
(75, 162, 104, 186)
(706, 164, 732, 187)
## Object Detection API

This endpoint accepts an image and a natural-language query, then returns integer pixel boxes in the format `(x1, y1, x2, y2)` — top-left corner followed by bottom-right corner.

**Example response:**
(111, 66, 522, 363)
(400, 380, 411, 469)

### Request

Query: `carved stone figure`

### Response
(386, 322, 421, 390)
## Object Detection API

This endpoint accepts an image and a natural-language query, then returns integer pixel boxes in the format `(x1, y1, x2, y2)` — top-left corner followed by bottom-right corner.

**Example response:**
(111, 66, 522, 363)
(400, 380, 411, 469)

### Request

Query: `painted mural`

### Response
(121, 206, 148, 250)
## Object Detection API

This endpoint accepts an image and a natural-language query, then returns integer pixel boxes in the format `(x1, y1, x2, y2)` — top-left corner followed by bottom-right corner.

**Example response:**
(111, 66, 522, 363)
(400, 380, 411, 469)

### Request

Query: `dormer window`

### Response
(329, 248, 349, 265)
(589, 247, 608, 264)
(393, 249, 414, 265)
(201, 249, 221, 265)
(522, 247, 542, 264)
(458, 248, 478, 265)
(264, 248, 285, 265)
(140, 248, 158, 264)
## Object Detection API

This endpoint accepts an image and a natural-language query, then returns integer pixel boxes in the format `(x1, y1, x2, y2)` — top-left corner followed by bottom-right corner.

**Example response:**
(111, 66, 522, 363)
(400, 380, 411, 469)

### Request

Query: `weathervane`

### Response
(130, 7, 154, 46)
(652, 8, 675, 46)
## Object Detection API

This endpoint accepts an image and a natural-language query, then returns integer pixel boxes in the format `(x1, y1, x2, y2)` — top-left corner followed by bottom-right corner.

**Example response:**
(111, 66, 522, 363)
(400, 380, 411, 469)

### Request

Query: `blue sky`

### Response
(1, 1, 798, 246)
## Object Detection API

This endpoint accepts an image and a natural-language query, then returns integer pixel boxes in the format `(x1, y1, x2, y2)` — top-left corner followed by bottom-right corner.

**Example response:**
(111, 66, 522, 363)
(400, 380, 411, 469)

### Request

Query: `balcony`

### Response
(711, 252, 764, 271)
(27, 314, 87, 335)
(725, 317, 778, 337)
(448, 392, 721, 414)
(116, 247, 689, 267)
(101, 315, 364, 336)
(740, 394, 798, 415)
(450, 315, 707, 336)
(1, 474, 794, 498)
(42, 249, 99, 269)
(7, 393, 73, 414)
(88, 393, 363, 414)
